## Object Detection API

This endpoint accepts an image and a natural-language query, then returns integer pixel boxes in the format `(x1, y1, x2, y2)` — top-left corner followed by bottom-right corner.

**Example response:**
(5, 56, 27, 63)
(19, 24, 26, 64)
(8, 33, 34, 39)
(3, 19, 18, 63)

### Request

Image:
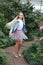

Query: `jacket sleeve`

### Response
(9, 21, 19, 34)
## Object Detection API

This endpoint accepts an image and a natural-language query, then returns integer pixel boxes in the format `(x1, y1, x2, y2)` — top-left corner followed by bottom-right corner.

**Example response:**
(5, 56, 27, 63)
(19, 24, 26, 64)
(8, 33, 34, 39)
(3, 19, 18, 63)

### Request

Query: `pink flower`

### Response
(40, 26, 43, 30)
(39, 37, 43, 41)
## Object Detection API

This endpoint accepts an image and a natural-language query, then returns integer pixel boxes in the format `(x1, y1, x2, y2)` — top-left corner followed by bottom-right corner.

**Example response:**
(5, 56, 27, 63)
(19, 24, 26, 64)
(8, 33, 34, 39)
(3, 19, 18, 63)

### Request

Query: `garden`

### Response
(0, 0, 43, 65)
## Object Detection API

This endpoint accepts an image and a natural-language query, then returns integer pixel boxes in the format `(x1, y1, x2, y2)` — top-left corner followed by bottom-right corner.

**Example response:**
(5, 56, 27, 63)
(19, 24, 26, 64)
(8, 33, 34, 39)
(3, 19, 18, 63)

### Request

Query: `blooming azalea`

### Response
(39, 37, 43, 41)
(40, 26, 43, 30)
(39, 26, 43, 41)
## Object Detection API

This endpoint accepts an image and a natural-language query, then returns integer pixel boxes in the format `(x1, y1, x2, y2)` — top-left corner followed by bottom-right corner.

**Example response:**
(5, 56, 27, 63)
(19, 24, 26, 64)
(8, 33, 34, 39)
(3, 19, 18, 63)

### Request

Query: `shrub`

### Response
(39, 15, 43, 22)
(23, 41, 43, 65)
(0, 36, 15, 48)
(0, 49, 8, 65)
(0, 30, 5, 38)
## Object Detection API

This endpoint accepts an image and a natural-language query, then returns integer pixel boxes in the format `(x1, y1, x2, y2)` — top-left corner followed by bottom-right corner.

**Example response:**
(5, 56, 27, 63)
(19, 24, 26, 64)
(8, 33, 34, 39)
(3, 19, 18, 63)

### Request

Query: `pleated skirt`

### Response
(9, 30, 28, 41)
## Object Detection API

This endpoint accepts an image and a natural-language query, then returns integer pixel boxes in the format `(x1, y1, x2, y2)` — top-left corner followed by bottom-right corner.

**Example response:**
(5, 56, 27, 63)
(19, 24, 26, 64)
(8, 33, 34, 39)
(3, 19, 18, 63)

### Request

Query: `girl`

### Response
(6, 12, 28, 57)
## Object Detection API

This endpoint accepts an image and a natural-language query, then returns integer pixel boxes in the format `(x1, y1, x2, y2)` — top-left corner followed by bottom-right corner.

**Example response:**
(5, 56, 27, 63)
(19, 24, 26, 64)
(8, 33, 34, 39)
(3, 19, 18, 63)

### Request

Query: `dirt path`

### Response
(4, 40, 38, 65)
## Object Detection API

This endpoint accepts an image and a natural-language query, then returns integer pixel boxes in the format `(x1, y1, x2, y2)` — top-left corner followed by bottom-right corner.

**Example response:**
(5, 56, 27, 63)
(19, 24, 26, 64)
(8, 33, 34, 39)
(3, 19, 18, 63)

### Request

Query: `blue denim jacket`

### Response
(9, 20, 27, 34)
(9, 21, 19, 33)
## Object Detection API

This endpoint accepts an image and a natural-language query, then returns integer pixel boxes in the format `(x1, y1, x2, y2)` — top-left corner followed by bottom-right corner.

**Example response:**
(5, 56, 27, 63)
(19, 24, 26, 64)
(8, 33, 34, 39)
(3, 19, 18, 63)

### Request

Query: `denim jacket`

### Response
(9, 20, 27, 34)
(9, 21, 19, 34)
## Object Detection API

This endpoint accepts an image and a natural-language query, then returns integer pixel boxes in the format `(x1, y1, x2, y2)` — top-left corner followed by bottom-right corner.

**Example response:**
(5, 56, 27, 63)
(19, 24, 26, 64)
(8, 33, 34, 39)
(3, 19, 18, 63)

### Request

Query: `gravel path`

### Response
(4, 40, 38, 65)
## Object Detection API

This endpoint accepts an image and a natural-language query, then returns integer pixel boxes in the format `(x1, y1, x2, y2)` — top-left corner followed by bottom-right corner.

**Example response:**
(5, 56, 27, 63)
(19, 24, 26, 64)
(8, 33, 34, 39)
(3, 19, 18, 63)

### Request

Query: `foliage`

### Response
(0, 36, 15, 48)
(0, 49, 8, 65)
(37, 30, 43, 37)
(0, 30, 5, 38)
(23, 41, 43, 65)
(0, 0, 40, 48)
(0, 30, 15, 48)
(39, 15, 43, 22)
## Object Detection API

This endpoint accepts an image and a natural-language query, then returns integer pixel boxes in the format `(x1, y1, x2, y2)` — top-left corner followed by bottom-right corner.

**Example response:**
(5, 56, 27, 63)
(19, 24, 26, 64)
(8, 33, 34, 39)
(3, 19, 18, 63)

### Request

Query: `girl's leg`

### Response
(13, 41, 20, 57)
(13, 40, 22, 57)
(18, 40, 22, 56)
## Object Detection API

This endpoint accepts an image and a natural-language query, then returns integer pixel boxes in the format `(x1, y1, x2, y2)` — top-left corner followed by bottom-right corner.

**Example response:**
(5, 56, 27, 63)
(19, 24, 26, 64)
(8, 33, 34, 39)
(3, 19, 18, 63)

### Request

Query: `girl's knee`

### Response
(16, 40, 22, 46)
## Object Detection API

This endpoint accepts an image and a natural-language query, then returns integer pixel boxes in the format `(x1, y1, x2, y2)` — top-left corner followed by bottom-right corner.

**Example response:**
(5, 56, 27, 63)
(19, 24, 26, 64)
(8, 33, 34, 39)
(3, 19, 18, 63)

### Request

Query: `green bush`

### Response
(0, 30, 5, 38)
(23, 41, 43, 65)
(39, 15, 43, 22)
(37, 30, 43, 37)
(0, 36, 15, 48)
(25, 32, 34, 41)
(0, 30, 15, 48)
(0, 49, 8, 65)
(30, 29, 41, 37)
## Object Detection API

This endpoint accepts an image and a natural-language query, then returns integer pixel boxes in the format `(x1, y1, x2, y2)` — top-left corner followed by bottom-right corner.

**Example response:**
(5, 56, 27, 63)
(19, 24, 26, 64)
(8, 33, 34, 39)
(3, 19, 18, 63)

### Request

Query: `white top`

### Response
(17, 19, 23, 30)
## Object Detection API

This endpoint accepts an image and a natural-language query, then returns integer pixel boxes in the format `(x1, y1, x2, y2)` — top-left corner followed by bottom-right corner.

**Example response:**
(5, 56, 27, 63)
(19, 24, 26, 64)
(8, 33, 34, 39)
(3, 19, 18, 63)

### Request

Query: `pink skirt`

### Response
(9, 30, 28, 41)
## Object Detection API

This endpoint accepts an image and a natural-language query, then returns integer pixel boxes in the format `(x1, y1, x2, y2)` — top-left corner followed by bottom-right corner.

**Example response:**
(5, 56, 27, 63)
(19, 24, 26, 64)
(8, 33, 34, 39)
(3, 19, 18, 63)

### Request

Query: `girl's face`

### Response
(18, 13, 23, 20)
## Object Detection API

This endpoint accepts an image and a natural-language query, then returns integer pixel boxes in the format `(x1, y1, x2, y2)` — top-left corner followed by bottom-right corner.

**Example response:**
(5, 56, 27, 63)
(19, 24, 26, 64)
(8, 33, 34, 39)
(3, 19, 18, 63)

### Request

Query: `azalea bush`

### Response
(37, 26, 43, 38)
(39, 26, 43, 41)
(23, 41, 43, 65)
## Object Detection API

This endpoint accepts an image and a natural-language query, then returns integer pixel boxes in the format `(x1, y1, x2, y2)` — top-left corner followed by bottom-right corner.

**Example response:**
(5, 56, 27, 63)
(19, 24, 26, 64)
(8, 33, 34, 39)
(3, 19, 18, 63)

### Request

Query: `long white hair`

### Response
(5, 12, 25, 29)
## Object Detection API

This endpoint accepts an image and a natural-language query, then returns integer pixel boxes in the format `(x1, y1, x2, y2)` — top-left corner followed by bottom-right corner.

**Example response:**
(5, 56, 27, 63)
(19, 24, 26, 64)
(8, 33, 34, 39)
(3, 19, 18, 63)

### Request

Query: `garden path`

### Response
(4, 39, 38, 65)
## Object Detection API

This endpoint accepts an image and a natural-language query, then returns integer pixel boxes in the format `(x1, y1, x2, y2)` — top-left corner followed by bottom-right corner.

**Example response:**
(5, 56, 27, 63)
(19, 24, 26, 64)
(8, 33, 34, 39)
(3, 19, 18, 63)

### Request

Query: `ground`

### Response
(4, 39, 38, 65)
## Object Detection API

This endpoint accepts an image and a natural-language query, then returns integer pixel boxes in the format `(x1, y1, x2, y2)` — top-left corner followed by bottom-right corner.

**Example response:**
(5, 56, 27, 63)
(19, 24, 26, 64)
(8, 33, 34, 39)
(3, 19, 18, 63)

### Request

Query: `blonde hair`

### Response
(6, 12, 25, 29)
